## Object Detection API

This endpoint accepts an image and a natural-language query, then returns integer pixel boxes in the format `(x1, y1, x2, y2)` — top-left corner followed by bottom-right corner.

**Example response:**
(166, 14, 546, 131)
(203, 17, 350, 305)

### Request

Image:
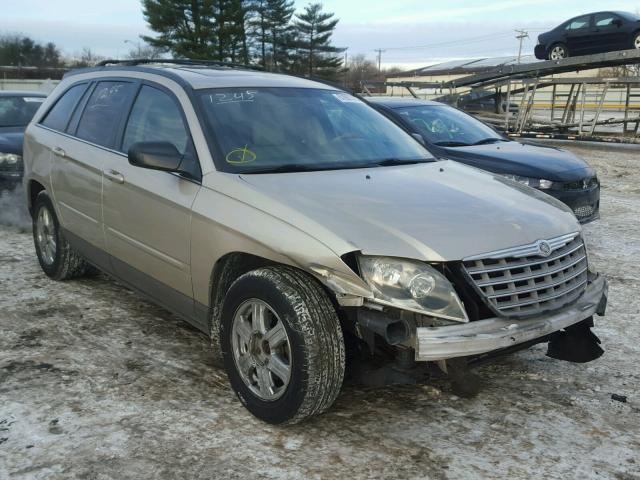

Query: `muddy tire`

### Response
(220, 266, 345, 424)
(32, 191, 94, 280)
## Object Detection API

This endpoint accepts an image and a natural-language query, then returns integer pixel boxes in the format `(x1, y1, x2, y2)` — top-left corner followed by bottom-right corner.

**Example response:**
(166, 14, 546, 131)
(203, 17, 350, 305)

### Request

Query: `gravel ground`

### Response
(1, 143, 639, 479)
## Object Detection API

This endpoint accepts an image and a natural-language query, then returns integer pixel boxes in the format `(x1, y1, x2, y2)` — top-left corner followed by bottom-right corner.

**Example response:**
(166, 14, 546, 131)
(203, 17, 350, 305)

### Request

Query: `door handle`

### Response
(52, 146, 66, 158)
(104, 169, 125, 184)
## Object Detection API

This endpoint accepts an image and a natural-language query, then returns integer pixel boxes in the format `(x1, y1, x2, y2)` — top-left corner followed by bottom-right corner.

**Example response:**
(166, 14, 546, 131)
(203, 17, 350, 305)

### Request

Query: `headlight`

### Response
(501, 174, 553, 190)
(0, 153, 22, 165)
(358, 256, 468, 323)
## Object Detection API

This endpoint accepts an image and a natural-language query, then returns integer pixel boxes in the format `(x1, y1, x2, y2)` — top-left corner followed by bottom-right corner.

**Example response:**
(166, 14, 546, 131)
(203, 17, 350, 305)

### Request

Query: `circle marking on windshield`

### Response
(226, 145, 257, 164)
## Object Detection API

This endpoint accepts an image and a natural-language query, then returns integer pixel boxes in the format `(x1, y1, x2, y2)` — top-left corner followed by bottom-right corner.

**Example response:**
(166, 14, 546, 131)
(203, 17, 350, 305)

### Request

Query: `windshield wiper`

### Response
(241, 163, 328, 174)
(472, 137, 508, 145)
(241, 158, 434, 174)
(373, 158, 434, 167)
(432, 141, 471, 147)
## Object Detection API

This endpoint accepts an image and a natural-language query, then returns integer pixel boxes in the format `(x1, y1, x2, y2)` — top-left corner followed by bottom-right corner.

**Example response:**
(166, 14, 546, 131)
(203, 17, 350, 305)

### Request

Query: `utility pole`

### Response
(375, 48, 385, 72)
(515, 30, 529, 64)
(343, 48, 348, 88)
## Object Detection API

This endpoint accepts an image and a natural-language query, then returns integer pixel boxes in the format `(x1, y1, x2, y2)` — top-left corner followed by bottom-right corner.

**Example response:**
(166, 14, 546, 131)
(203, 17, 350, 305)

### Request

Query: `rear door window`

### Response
(594, 13, 620, 27)
(76, 81, 135, 148)
(41, 83, 88, 132)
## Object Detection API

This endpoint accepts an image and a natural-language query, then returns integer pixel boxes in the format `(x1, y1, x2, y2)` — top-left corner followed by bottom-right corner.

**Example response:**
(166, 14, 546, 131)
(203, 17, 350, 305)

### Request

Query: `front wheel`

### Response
(221, 266, 345, 424)
(548, 43, 568, 60)
(633, 32, 640, 50)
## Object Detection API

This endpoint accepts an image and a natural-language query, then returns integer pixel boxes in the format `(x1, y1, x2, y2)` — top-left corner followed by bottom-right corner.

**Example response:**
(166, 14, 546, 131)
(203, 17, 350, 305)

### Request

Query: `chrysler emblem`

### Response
(537, 240, 552, 257)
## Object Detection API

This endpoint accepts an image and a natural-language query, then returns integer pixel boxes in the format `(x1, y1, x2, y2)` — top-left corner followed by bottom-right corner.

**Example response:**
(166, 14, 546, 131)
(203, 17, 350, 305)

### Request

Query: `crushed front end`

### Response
(352, 232, 607, 365)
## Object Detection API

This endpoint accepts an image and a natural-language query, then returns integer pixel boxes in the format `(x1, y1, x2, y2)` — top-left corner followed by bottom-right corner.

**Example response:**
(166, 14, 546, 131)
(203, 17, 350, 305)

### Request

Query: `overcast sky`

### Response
(3, 0, 640, 69)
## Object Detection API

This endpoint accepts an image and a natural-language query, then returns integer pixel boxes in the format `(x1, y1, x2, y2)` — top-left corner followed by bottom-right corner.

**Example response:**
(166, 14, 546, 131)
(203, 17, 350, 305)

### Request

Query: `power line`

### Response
(379, 31, 515, 51)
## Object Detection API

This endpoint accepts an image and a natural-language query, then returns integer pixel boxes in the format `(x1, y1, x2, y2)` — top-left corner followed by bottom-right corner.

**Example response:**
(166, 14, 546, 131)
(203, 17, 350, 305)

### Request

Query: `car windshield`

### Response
(618, 11, 640, 21)
(395, 104, 507, 147)
(0, 95, 45, 128)
(198, 87, 433, 173)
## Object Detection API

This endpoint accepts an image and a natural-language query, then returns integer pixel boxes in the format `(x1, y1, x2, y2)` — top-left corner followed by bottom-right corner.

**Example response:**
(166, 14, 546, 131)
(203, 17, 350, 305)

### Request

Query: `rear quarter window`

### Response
(40, 83, 88, 132)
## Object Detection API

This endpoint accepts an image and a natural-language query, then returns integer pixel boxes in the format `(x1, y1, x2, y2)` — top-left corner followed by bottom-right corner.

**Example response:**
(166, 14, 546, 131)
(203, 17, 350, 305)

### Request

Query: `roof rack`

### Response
(95, 58, 264, 71)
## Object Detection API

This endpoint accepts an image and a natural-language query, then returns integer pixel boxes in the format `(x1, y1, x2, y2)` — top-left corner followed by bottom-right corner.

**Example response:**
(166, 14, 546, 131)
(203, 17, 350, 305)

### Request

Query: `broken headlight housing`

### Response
(358, 256, 468, 323)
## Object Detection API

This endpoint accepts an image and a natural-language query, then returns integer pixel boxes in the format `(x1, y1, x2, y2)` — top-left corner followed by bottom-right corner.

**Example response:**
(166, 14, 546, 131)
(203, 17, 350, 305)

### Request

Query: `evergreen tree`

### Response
(142, 0, 217, 59)
(215, 0, 252, 62)
(247, 0, 269, 67)
(266, 0, 295, 70)
(142, 0, 252, 62)
(246, 0, 293, 70)
(292, 3, 343, 78)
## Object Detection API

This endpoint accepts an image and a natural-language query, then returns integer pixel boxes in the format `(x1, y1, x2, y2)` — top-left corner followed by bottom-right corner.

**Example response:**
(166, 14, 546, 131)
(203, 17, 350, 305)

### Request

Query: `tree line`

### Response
(141, 0, 344, 79)
(0, 1, 367, 83)
(0, 34, 62, 68)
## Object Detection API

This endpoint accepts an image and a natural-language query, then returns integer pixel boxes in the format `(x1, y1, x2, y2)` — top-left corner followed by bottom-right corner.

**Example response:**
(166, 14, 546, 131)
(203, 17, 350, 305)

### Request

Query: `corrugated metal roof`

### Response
(406, 55, 543, 76)
(418, 59, 484, 72)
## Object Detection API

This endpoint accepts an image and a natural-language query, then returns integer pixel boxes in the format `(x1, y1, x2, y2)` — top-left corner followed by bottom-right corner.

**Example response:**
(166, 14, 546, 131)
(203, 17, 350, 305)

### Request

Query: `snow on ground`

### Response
(0, 144, 639, 479)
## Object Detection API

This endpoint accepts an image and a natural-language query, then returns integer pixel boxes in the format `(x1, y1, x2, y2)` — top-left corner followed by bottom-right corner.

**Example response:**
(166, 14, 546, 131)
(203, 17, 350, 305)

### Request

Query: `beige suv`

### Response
(23, 60, 607, 424)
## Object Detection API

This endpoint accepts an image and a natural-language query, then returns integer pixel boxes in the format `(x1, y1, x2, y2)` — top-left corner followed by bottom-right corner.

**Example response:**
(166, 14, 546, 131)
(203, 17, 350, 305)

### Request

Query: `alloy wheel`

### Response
(35, 207, 56, 266)
(231, 299, 292, 401)
(550, 45, 566, 60)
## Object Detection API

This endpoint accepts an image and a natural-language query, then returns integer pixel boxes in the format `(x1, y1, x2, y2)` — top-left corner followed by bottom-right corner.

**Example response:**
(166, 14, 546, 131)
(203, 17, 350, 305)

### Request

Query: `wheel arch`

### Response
(207, 251, 344, 357)
(27, 179, 46, 216)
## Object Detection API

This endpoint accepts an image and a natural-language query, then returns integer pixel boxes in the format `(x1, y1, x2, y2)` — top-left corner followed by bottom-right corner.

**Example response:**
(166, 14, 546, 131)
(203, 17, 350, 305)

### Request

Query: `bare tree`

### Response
(124, 41, 167, 60)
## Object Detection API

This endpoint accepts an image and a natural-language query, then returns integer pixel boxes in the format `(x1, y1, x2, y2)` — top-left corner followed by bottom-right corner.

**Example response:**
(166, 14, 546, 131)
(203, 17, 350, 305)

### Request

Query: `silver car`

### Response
(23, 60, 608, 424)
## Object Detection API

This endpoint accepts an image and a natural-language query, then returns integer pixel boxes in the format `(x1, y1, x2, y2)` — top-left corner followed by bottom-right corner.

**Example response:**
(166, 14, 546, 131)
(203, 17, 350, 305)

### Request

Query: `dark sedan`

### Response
(368, 97, 600, 223)
(535, 11, 640, 60)
(0, 91, 47, 179)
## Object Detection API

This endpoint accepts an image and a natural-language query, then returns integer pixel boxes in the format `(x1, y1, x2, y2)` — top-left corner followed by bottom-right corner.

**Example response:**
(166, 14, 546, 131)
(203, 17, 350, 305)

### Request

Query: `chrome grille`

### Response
(462, 233, 588, 317)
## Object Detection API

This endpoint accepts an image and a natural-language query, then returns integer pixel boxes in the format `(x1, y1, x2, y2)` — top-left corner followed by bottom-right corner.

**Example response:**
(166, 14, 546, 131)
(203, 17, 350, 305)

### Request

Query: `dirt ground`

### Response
(1, 143, 639, 480)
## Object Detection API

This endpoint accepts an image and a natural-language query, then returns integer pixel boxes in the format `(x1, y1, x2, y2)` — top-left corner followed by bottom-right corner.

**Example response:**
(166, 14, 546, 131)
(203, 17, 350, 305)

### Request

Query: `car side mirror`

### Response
(411, 133, 427, 146)
(128, 141, 183, 173)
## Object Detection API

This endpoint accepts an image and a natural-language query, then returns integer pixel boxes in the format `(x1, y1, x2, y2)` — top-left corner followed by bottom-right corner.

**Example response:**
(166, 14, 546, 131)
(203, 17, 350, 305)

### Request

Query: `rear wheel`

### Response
(548, 43, 568, 60)
(634, 32, 640, 50)
(221, 266, 345, 424)
(32, 192, 95, 280)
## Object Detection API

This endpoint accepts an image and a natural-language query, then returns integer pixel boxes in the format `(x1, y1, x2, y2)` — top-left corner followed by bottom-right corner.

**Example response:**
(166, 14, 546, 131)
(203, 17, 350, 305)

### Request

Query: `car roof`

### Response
(366, 96, 444, 109)
(0, 90, 47, 97)
(565, 10, 637, 20)
(612, 11, 639, 20)
(65, 63, 338, 91)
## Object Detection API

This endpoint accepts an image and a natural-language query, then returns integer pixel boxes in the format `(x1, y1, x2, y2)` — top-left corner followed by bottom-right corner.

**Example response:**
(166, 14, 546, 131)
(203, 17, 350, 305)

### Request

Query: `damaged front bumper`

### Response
(415, 273, 607, 361)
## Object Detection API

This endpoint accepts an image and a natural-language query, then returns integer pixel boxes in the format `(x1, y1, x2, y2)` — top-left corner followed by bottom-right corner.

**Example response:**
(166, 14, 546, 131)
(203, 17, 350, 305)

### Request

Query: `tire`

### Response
(220, 266, 345, 424)
(32, 191, 94, 280)
(548, 43, 568, 60)
(633, 32, 640, 50)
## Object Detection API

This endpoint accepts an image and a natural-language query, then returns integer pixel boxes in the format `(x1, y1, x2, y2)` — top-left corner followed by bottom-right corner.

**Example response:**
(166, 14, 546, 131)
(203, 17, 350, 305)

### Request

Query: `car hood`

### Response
(440, 141, 594, 181)
(0, 129, 25, 155)
(238, 161, 579, 262)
